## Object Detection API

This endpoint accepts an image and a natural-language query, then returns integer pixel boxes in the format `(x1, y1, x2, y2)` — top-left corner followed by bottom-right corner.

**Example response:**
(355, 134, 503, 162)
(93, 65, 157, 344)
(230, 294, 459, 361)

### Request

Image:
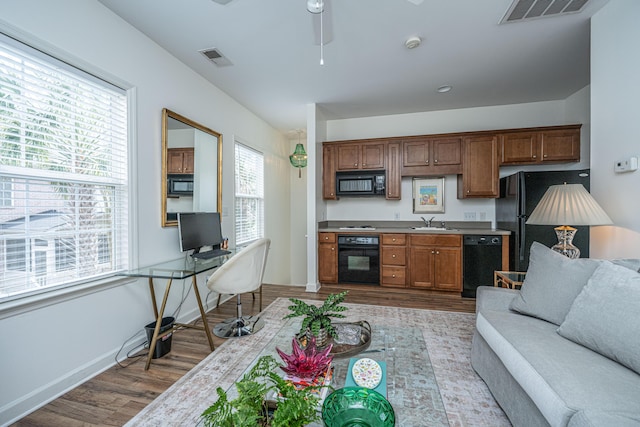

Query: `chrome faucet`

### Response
(421, 216, 435, 227)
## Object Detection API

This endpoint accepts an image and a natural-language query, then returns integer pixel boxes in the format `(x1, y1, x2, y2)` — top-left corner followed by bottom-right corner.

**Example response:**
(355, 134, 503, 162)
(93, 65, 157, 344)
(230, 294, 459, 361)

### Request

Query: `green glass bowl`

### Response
(322, 387, 395, 427)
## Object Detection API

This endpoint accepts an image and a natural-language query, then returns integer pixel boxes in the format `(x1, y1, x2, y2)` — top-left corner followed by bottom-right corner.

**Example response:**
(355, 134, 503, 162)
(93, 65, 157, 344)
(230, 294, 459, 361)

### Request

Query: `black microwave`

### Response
(168, 175, 194, 195)
(335, 171, 386, 196)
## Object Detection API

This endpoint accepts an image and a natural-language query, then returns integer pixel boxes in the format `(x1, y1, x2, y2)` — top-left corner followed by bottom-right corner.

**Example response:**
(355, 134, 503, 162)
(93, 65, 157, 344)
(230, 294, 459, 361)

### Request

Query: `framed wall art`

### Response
(412, 177, 445, 213)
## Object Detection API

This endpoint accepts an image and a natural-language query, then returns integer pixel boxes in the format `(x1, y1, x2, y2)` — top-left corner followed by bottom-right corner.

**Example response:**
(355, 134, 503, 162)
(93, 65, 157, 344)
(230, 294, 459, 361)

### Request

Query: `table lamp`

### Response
(526, 183, 612, 259)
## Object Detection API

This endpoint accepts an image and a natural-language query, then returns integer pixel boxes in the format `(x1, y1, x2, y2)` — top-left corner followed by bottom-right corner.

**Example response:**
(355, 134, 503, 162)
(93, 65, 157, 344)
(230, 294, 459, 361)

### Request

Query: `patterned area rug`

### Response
(125, 298, 510, 426)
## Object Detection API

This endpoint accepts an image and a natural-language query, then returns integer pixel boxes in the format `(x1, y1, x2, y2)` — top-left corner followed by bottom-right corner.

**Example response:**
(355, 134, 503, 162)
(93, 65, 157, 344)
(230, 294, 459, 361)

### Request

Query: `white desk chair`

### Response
(207, 238, 270, 338)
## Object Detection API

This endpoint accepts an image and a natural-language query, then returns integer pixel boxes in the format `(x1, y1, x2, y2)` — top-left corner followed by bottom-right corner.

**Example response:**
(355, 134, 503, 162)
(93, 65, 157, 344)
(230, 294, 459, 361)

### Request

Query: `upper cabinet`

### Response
(323, 145, 337, 200)
(167, 148, 194, 174)
(499, 125, 581, 165)
(322, 124, 581, 201)
(457, 135, 499, 198)
(401, 136, 462, 176)
(336, 141, 385, 171)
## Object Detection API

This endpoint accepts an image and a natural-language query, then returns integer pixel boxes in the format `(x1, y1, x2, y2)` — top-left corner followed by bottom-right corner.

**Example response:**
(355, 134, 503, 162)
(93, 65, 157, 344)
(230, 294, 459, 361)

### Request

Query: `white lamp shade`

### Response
(526, 183, 613, 226)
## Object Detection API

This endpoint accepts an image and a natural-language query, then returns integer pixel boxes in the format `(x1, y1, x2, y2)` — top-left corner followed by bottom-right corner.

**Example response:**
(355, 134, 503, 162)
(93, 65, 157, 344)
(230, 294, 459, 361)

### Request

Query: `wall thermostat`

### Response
(614, 156, 638, 173)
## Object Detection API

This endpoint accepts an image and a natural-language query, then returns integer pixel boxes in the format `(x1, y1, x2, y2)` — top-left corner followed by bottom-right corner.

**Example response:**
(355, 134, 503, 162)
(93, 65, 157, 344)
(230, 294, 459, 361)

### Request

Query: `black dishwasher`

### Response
(462, 235, 503, 298)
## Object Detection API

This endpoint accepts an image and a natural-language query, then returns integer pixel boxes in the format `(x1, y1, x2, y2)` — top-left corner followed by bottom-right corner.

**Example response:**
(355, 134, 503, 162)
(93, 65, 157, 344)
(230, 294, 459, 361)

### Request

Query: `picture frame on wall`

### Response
(412, 177, 445, 213)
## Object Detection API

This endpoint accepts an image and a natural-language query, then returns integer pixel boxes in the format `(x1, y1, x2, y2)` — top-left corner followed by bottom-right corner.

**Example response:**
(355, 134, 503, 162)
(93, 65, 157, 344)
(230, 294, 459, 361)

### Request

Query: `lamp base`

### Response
(551, 225, 580, 259)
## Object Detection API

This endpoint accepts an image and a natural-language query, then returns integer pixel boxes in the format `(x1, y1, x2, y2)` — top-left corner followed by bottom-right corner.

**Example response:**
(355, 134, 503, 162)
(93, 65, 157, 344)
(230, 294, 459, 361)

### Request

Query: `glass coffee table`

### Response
(227, 318, 449, 426)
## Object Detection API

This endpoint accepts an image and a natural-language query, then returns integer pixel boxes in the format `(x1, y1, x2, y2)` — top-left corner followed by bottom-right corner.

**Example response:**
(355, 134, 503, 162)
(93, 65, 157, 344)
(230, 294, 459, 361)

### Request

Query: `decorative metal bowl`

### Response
(296, 321, 372, 359)
(322, 387, 395, 427)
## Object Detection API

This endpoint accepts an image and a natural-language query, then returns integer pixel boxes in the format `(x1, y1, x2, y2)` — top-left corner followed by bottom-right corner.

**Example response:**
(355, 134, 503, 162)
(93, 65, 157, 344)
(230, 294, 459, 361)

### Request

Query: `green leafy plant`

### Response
(283, 291, 349, 339)
(200, 355, 322, 427)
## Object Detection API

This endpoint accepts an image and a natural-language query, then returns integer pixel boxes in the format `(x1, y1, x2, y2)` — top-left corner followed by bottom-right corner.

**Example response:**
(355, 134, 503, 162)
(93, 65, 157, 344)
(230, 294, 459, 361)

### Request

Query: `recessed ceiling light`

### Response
(437, 85, 452, 93)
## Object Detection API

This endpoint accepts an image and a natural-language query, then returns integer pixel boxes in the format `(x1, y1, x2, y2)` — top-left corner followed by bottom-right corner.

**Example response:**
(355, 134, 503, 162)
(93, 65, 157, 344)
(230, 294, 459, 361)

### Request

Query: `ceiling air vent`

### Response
(199, 47, 233, 67)
(501, 0, 590, 23)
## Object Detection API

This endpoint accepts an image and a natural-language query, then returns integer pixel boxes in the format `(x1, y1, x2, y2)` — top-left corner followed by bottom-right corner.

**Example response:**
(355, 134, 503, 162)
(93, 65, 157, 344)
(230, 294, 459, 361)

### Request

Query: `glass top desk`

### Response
(119, 250, 235, 369)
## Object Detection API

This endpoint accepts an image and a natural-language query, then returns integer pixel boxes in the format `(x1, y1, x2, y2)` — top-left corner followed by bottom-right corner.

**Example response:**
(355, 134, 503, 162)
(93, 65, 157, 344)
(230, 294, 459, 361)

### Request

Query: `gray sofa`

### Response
(471, 242, 640, 427)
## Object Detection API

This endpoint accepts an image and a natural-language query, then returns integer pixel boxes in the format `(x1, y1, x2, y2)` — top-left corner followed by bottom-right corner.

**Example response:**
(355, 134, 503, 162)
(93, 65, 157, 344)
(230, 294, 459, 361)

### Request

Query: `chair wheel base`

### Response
(213, 316, 265, 338)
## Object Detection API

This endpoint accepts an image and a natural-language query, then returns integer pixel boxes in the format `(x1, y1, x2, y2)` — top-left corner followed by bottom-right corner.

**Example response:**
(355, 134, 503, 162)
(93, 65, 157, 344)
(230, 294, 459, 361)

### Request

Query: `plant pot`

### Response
(309, 328, 329, 348)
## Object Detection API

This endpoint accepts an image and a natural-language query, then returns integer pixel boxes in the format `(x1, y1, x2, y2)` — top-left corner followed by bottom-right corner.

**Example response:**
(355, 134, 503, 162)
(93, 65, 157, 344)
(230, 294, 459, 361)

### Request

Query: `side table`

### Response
(494, 271, 526, 289)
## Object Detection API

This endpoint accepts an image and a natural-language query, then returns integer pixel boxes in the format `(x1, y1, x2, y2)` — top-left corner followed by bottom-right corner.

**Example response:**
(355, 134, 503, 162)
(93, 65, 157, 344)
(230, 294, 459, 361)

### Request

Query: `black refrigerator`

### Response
(495, 169, 591, 272)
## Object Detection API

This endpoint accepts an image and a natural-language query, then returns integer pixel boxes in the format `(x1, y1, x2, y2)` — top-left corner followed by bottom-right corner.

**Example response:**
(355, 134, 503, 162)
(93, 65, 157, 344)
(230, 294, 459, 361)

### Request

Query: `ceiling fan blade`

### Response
(311, 0, 334, 46)
(211, 0, 235, 4)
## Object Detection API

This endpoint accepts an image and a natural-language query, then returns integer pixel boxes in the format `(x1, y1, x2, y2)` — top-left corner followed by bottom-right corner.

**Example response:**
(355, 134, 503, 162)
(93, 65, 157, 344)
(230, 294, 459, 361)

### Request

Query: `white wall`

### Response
(325, 100, 590, 224)
(589, 0, 640, 258)
(0, 0, 292, 423)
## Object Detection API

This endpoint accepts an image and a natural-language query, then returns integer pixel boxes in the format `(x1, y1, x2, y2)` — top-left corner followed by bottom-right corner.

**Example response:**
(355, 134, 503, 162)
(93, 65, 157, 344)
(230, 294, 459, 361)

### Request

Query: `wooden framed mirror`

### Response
(161, 108, 222, 227)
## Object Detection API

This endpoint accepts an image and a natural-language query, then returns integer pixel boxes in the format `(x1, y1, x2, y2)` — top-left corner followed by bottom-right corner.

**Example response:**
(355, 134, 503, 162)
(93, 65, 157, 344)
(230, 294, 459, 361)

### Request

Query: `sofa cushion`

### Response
(557, 261, 640, 375)
(476, 309, 640, 427)
(568, 410, 640, 427)
(509, 242, 601, 325)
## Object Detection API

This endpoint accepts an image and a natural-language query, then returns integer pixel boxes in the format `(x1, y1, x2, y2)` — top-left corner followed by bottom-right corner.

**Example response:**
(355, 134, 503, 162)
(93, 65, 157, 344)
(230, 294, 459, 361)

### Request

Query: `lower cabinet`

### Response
(409, 234, 462, 292)
(318, 232, 463, 293)
(380, 234, 407, 287)
(318, 233, 337, 284)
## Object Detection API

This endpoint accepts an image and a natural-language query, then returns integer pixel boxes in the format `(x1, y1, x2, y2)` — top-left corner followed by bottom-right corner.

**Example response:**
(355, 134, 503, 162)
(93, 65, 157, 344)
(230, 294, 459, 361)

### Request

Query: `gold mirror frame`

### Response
(161, 108, 222, 227)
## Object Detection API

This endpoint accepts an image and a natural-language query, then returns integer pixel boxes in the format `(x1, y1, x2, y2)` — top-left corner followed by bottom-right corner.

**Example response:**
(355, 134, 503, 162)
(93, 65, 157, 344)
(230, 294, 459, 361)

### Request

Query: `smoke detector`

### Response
(405, 36, 421, 49)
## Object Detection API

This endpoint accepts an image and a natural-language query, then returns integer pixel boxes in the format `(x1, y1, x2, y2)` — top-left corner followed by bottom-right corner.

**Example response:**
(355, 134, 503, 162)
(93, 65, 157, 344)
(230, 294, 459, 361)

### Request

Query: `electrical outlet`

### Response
(479, 212, 487, 221)
(394, 212, 400, 220)
(464, 212, 476, 221)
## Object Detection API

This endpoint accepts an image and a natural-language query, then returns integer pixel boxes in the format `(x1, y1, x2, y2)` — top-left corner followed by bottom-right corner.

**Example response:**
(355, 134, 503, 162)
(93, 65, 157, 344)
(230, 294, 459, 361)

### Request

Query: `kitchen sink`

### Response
(409, 227, 458, 231)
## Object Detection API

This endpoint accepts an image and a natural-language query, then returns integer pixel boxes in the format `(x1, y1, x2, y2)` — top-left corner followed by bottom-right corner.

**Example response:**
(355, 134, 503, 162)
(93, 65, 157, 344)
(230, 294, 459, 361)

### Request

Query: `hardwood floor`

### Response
(13, 284, 475, 426)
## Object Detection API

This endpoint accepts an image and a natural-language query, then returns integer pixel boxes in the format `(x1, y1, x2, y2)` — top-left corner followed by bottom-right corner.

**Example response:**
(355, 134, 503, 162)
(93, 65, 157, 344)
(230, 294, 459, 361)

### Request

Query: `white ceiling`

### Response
(97, 0, 609, 133)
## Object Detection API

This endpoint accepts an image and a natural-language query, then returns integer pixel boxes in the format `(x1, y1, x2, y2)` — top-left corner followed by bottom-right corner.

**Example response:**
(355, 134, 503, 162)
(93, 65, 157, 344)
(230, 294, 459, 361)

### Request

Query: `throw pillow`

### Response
(509, 242, 601, 325)
(612, 258, 640, 273)
(557, 261, 640, 375)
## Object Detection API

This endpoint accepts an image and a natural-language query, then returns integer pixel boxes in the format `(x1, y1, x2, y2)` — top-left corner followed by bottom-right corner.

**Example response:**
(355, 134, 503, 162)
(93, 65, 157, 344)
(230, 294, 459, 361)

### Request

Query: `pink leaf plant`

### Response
(276, 337, 333, 381)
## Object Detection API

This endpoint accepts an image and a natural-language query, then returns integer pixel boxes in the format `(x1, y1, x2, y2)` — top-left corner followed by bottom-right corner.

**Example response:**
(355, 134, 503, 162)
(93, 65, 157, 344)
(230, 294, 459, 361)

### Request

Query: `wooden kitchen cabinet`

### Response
(499, 125, 580, 165)
(457, 134, 499, 198)
(167, 148, 194, 174)
(318, 233, 337, 284)
(401, 136, 462, 176)
(380, 233, 407, 287)
(323, 145, 337, 200)
(386, 142, 402, 200)
(409, 234, 462, 292)
(335, 141, 385, 171)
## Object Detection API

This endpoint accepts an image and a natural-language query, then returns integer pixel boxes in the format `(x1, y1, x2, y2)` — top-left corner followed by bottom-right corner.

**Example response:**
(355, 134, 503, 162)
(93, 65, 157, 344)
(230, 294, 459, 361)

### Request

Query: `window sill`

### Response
(0, 275, 136, 320)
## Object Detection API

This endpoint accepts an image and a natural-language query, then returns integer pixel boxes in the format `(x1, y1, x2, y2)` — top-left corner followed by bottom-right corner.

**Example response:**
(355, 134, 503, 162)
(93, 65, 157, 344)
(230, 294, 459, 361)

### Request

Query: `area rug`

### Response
(125, 298, 510, 426)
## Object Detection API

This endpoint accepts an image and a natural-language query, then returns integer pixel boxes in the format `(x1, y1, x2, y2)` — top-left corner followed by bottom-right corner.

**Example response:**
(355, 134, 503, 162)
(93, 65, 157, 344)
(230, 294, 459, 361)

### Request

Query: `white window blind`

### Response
(0, 34, 128, 301)
(234, 143, 264, 246)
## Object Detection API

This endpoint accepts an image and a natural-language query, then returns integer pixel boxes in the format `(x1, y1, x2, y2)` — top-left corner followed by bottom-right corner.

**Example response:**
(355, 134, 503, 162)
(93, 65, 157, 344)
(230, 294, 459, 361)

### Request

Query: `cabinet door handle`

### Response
(392, 254, 396, 258)
(436, 251, 440, 255)
(434, 159, 438, 163)
(425, 159, 429, 164)
(392, 238, 396, 242)
(532, 155, 537, 159)
(331, 247, 335, 251)
(354, 163, 358, 167)
(431, 250, 435, 254)
(543, 154, 548, 158)
(392, 274, 396, 278)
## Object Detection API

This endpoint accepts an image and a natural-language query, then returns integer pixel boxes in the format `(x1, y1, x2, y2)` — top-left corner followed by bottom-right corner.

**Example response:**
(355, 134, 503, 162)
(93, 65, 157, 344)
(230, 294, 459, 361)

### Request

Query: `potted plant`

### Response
(283, 291, 349, 347)
(200, 355, 322, 427)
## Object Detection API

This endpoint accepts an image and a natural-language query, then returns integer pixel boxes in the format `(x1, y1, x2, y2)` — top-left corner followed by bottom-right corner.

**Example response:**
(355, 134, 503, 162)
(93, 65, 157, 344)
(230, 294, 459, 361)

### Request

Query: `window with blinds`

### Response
(234, 143, 264, 246)
(0, 34, 128, 301)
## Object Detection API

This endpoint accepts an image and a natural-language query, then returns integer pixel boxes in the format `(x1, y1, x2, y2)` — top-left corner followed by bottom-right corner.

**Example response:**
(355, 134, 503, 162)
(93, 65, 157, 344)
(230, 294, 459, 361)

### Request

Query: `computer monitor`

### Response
(177, 212, 224, 255)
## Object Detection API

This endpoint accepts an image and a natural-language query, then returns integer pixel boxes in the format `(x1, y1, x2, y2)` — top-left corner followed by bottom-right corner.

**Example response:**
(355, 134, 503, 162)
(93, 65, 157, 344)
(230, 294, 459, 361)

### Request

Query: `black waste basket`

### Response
(145, 316, 175, 359)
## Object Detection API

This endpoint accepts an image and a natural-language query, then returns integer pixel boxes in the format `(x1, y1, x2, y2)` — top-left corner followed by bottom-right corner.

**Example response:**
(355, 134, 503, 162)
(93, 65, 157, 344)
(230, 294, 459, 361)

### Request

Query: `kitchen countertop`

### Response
(318, 220, 510, 236)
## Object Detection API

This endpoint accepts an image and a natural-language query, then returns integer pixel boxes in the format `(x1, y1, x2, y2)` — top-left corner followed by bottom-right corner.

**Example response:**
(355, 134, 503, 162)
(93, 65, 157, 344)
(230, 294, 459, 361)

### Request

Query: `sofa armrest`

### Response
(475, 286, 518, 314)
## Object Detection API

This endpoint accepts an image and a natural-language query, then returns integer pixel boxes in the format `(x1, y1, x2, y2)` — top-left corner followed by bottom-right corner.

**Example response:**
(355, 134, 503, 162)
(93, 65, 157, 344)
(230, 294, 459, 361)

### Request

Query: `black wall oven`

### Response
(337, 235, 380, 285)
